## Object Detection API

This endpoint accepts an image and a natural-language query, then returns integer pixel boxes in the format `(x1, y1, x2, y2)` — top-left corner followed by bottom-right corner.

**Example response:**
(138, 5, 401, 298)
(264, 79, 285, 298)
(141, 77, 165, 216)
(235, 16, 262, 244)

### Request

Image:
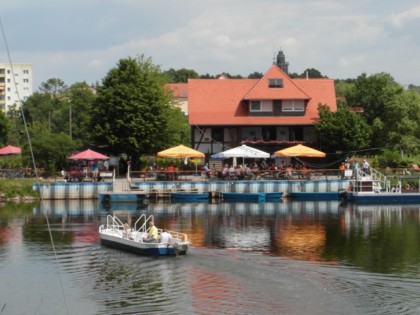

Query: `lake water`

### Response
(1, 200, 420, 315)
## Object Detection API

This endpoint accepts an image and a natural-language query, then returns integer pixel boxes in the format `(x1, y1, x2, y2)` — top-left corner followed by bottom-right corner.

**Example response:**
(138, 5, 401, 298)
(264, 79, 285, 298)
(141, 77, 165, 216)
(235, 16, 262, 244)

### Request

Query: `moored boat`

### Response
(265, 192, 283, 200)
(345, 167, 420, 204)
(99, 213, 189, 256)
(222, 192, 266, 202)
(288, 191, 340, 201)
(98, 191, 147, 203)
(171, 191, 209, 200)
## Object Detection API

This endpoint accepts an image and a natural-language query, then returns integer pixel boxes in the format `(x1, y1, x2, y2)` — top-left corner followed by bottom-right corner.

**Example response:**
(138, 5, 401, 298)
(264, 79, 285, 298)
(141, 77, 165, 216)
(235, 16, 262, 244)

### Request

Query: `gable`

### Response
(244, 64, 311, 100)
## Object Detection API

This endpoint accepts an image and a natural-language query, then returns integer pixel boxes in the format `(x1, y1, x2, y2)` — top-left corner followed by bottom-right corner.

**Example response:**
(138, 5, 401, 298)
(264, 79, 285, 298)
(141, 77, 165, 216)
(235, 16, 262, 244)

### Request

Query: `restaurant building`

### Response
(185, 52, 337, 156)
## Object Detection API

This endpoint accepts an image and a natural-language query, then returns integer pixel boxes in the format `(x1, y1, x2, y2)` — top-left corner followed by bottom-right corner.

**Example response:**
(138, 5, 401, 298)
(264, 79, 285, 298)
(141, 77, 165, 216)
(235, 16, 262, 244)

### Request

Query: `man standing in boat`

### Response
(144, 221, 158, 243)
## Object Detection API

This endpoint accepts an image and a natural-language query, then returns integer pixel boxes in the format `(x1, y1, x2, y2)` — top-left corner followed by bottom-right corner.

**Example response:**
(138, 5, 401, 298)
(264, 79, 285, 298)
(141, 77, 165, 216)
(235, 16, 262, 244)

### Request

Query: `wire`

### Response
(0, 18, 70, 315)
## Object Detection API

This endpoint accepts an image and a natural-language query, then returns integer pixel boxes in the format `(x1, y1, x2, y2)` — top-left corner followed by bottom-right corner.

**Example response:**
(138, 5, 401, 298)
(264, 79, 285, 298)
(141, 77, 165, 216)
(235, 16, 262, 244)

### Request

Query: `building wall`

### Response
(0, 63, 33, 112)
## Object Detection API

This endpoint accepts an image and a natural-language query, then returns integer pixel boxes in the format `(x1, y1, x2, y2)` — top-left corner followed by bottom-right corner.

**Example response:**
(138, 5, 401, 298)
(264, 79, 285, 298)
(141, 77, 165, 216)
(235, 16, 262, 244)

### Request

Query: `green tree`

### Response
(0, 110, 10, 146)
(381, 89, 420, 155)
(28, 122, 76, 171)
(314, 104, 371, 154)
(90, 55, 176, 168)
(164, 107, 190, 145)
(345, 73, 403, 126)
(163, 68, 199, 83)
(62, 82, 96, 146)
(247, 72, 263, 79)
(345, 73, 419, 154)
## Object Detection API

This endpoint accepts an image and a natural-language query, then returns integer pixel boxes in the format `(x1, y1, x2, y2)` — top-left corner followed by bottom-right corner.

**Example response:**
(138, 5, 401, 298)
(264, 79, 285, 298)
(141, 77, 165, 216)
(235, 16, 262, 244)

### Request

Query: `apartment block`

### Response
(0, 63, 33, 112)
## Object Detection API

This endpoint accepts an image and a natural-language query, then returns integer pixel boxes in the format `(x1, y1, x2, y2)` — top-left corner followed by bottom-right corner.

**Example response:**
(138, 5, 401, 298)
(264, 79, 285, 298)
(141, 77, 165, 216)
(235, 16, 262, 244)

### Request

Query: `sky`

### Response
(1, 0, 419, 90)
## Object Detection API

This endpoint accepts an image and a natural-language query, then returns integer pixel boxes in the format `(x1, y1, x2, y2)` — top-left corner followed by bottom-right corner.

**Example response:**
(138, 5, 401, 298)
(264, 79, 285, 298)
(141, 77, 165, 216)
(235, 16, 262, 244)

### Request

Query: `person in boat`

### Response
(160, 229, 172, 245)
(362, 159, 369, 175)
(143, 221, 158, 243)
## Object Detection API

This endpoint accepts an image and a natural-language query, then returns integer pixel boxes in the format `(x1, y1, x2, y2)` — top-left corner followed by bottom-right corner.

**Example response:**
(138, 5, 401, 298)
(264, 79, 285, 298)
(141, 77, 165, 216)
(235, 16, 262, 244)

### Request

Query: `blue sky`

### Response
(1, 0, 419, 89)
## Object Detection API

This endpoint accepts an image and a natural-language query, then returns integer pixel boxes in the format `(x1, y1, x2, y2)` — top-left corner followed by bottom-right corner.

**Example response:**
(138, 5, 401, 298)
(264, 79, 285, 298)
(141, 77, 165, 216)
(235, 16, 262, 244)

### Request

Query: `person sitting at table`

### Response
(285, 165, 294, 178)
(167, 164, 175, 180)
(299, 164, 310, 179)
(203, 163, 212, 178)
(221, 164, 229, 179)
(235, 165, 245, 179)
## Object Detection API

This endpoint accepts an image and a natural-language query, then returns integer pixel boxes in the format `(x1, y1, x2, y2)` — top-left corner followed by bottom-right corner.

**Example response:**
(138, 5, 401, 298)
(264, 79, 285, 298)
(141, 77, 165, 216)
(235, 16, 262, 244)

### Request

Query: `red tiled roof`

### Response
(244, 65, 310, 100)
(167, 83, 188, 98)
(188, 65, 337, 126)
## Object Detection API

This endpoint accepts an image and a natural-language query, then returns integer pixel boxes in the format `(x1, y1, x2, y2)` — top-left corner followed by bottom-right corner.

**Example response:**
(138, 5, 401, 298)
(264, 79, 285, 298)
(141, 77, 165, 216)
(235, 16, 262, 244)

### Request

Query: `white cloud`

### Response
(1, 0, 419, 87)
(391, 5, 420, 28)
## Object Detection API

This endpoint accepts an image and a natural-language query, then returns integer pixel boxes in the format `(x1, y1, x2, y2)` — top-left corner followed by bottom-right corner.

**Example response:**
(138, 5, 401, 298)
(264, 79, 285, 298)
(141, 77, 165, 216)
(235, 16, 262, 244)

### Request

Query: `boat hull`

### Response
(222, 192, 266, 202)
(170, 192, 209, 200)
(288, 192, 339, 201)
(265, 192, 283, 200)
(99, 232, 188, 256)
(347, 192, 420, 204)
(98, 192, 146, 203)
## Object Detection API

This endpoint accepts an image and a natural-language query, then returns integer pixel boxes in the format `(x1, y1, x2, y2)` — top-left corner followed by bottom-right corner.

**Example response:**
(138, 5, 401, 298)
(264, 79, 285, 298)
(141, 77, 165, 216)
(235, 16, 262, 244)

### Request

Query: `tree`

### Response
(163, 68, 199, 83)
(62, 82, 96, 147)
(381, 89, 420, 155)
(314, 104, 371, 154)
(90, 55, 178, 168)
(345, 73, 403, 126)
(0, 110, 10, 146)
(27, 122, 76, 171)
(345, 73, 419, 154)
(247, 72, 263, 79)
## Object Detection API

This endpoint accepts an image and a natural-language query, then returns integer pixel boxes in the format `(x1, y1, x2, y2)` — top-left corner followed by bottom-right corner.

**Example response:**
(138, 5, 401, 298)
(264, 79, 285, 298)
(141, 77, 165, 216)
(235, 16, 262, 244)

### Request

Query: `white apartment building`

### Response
(0, 63, 33, 112)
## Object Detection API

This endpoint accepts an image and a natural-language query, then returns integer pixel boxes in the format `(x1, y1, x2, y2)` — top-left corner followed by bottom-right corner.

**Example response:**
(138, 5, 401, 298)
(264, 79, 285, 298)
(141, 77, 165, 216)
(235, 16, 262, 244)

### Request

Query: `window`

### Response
(269, 78, 283, 88)
(250, 100, 261, 111)
(23, 79, 29, 83)
(23, 70, 29, 74)
(282, 100, 305, 111)
(212, 128, 224, 142)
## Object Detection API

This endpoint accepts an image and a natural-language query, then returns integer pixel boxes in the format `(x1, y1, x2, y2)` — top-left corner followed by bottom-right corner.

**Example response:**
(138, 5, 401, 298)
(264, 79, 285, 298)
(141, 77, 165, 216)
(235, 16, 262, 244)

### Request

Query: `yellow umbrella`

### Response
(157, 144, 205, 158)
(274, 144, 326, 158)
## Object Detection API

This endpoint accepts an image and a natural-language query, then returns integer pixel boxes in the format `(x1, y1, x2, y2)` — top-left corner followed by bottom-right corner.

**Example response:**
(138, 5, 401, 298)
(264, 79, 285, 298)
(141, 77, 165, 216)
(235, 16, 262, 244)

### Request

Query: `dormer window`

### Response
(250, 100, 261, 111)
(269, 78, 283, 88)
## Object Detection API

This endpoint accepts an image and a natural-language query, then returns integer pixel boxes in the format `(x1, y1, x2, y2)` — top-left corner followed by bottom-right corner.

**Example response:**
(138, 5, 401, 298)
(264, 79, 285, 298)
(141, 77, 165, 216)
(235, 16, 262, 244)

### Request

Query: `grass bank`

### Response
(0, 179, 39, 201)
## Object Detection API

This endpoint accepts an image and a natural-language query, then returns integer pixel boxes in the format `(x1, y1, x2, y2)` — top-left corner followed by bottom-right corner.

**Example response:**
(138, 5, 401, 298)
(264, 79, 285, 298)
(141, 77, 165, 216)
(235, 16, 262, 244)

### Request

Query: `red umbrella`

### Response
(0, 145, 22, 155)
(69, 149, 108, 160)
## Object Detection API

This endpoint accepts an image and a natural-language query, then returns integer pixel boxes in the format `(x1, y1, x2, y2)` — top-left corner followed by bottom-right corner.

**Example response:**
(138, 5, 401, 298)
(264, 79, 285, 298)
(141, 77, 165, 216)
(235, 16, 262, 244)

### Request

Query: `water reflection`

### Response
(26, 200, 420, 274)
(2, 201, 420, 314)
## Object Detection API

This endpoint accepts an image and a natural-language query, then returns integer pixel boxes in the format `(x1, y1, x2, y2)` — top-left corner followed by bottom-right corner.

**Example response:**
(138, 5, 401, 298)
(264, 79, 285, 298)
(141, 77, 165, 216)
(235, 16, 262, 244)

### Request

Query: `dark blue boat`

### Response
(171, 192, 209, 200)
(223, 192, 266, 202)
(288, 192, 339, 201)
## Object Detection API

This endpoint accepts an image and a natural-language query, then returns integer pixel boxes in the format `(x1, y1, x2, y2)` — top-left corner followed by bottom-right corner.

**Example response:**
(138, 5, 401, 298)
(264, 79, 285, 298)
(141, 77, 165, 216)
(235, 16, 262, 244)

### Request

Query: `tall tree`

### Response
(345, 72, 419, 153)
(314, 104, 371, 154)
(345, 72, 403, 126)
(61, 82, 96, 147)
(90, 55, 175, 167)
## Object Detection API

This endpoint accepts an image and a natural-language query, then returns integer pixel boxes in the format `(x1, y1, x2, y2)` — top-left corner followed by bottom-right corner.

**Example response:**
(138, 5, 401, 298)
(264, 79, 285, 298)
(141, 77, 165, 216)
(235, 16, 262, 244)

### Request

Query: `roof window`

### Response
(268, 78, 283, 88)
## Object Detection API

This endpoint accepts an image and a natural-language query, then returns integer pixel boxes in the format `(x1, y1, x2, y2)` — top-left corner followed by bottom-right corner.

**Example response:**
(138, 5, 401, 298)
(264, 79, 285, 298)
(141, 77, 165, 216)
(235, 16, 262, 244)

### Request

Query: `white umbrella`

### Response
(211, 144, 270, 166)
(211, 144, 270, 159)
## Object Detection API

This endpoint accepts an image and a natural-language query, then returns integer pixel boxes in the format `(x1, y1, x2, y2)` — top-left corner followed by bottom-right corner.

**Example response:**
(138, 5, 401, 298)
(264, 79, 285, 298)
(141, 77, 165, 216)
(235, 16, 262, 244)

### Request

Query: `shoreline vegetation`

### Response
(0, 179, 39, 202)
